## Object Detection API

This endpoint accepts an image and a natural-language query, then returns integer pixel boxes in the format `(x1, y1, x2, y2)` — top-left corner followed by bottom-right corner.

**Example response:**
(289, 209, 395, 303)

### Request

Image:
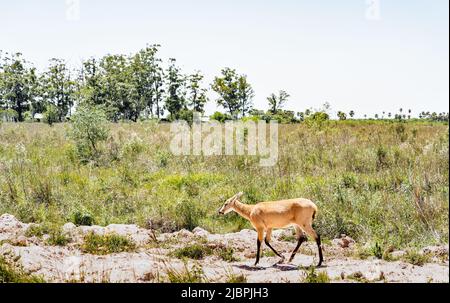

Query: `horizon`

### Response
(1, 0, 449, 118)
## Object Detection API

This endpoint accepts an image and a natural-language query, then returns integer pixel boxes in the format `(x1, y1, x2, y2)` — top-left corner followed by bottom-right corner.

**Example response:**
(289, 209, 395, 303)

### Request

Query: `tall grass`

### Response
(0, 121, 448, 249)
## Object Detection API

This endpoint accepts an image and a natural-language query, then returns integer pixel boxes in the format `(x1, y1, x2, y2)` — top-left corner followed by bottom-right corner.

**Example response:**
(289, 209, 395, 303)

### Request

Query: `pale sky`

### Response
(1, 0, 448, 118)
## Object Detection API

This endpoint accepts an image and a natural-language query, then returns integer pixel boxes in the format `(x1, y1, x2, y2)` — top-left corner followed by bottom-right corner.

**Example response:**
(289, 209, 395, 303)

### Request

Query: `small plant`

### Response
(226, 272, 247, 283)
(25, 224, 49, 238)
(73, 211, 94, 226)
(165, 261, 206, 283)
(81, 232, 136, 255)
(171, 244, 212, 260)
(216, 246, 239, 262)
(0, 257, 45, 283)
(43, 104, 59, 126)
(302, 266, 330, 283)
(69, 105, 109, 162)
(404, 250, 430, 266)
(371, 242, 383, 259)
(347, 271, 368, 283)
(46, 229, 71, 246)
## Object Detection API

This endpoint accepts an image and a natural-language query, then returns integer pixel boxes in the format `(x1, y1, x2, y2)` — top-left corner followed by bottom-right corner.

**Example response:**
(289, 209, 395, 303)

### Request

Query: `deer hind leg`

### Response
(264, 228, 285, 263)
(302, 224, 323, 267)
(254, 228, 264, 266)
(288, 225, 308, 263)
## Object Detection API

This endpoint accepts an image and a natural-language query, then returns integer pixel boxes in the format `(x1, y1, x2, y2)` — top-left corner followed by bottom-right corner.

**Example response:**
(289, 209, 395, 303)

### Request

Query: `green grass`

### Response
(165, 262, 206, 283)
(171, 244, 213, 260)
(0, 257, 45, 283)
(226, 273, 247, 283)
(302, 266, 330, 283)
(171, 243, 239, 262)
(403, 250, 431, 266)
(81, 232, 136, 255)
(0, 121, 448, 251)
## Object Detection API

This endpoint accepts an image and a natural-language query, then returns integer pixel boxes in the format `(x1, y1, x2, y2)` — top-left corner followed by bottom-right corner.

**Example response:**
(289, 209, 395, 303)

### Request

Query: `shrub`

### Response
(73, 211, 94, 226)
(226, 273, 247, 283)
(302, 266, 330, 283)
(404, 250, 430, 266)
(47, 229, 71, 246)
(171, 244, 212, 260)
(0, 257, 45, 283)
(216, 246, 239, 262)
(165, 262, 206, 283)
(43, 104, 59, 126)
(81, 232, 136, 255)
(69, 105, 109, 162)
(175, 199, 205, 231)
(210, 111, 231, 123)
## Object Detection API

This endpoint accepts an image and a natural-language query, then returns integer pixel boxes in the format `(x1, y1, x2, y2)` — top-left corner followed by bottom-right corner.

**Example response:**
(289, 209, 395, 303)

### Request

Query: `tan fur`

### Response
(219, 192, 323, 266)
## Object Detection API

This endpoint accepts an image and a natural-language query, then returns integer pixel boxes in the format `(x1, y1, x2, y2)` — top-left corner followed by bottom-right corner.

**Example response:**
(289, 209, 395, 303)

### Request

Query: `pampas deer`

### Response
(218, 192, 323, 266)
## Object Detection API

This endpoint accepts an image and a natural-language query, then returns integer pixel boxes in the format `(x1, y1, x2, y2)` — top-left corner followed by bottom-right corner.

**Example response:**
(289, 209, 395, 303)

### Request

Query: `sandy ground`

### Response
(0, 214, 448, 283)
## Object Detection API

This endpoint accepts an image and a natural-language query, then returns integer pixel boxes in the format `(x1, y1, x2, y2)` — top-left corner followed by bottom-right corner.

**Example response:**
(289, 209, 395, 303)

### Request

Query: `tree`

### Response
(349, 110, 355, 118)
(164, 58, 186, 120)
(237, 74, 254, 117)
(79, 58, 105, 108)
(211, 68, 240, 118)
(187, 71, 208, 113)
(41, 58, 76, 121)
(375, 114, 379, 119)
(267, 90, 290, 114)
(129, 44, 162, 119)
(0, 53, 36, 121)
(100, 54, 134, 121)
(337, 111, 347, 120)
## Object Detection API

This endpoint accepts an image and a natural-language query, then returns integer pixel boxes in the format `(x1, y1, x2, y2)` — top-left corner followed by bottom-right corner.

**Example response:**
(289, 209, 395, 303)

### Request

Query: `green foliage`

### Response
(43, 104, 59, 126)
(81, 232, 136, 255)
(69, 105, 109, 162)
(47, 229, 71, 246)
(73, 211, 94, 226)
(302, 267, 330, 283)
(371, 242, 383, 259)
(404, 250, 431, 266)
(226, 273, 247, 283)
(216, 246, 239, 262)
(211, 68, 254, 118)
(0, 257, 45, 283)
(165, 262, 206, 283)
(210, 111, 231, 122)
(0, 121, 447, 251)
(171, 244, 212, 260)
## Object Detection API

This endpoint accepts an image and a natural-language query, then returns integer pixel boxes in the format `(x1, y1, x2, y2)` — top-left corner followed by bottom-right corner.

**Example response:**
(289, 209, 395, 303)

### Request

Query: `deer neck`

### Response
(232, 200, 253, 220)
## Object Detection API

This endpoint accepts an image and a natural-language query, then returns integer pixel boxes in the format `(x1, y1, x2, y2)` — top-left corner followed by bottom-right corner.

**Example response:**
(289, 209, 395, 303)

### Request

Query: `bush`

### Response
(73, 211, 94, 226)
(69, 105, 109, 162)
(43, 104, 59, 126)
(165, 262, 205, 283)
(302, 266, 330, 283)
(404, 250, 430, 266)
(0, 257, 45, 283)
(171, 244, 212, 260)
(210, 111, 231, 123)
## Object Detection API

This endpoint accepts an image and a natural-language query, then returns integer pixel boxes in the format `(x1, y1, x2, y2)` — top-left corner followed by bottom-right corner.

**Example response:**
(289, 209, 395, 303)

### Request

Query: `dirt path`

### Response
(1, 214, 448, 283)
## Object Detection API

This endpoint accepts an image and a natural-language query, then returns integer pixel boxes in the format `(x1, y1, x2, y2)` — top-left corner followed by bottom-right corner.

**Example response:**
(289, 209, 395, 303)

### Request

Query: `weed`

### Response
(81, 232, 136, 255)
(302, 266, 330, 283)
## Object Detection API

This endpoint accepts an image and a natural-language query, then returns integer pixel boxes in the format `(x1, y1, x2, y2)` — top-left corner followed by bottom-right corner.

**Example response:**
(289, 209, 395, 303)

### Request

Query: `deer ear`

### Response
(235, 192, 243, 199)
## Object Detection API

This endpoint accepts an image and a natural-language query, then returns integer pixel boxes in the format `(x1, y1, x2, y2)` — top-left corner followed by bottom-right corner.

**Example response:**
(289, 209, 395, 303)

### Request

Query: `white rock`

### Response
(192, 227, 209, 237)
(62, 223, 76, 233)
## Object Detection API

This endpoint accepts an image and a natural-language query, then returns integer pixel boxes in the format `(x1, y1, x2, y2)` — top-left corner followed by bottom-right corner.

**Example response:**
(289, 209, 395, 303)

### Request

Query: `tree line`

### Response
(0, 45, 448, 124)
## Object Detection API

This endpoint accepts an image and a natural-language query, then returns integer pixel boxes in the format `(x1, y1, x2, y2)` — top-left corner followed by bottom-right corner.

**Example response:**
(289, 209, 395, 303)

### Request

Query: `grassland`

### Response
(0, 120, 448, 251)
